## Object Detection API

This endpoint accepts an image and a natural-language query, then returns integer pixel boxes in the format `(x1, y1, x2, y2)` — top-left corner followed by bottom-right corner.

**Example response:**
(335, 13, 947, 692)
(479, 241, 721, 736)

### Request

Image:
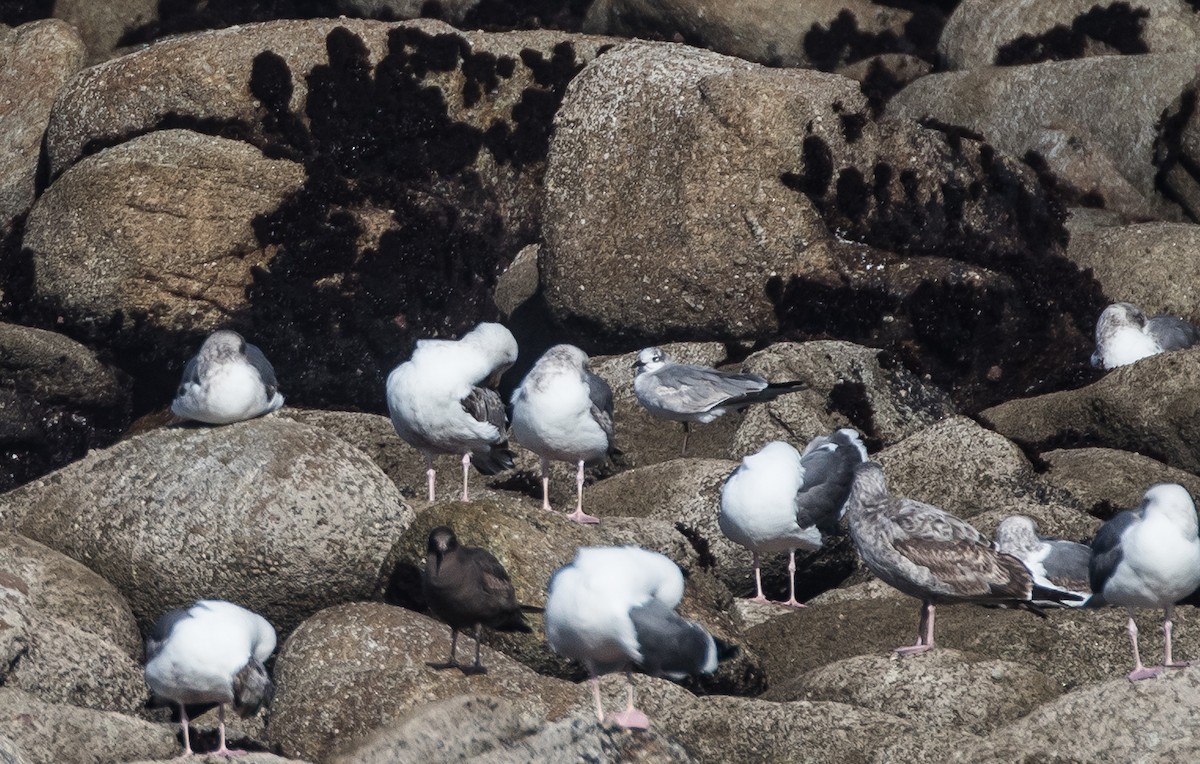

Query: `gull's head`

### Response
(993, 515, 1040, 556)
(426, 526, 459, 573)
(462, 322, 518, 371)
(540, 344, 590, 371)
(633, 347, 668, 374)
(1093, 303, 1157, 369)
(1142, 483, 1199, 535)
(199, 330, 247, 359)
(743, 440, 801, 470)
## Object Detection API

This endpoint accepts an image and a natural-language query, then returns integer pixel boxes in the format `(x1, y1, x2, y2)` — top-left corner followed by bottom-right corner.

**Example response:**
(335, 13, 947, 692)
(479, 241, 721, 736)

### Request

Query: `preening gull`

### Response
(719, 429, 868, 607)
(1091, 302, 1200, 370)
(386, 322, 518, 502)
(1088, 483, 1200, 681)
(545, 546, 736, 729)
(844, 462, 1081, 656)
(511, 344, 614, 524)
(633, 347, 808, 455)
(171, 330, 284, 425)
(144, 600, 276, 757)
(422, 526, 532, 675)
(993, 515, 1091, 606)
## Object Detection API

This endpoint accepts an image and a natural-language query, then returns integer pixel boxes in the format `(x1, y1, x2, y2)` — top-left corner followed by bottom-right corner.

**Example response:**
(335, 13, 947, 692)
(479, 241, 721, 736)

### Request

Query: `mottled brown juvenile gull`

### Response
(144, 600, 276, 757)
(545, 546, 736, 729)
(511, 344, 614, 524)
(993, 515, 1091, 607)
(386, 322, 517, 502)
(172, 330, 284, 424)
(844, 462, 1081, 656)
(719, 429, 868, 607)
(633, 346, 807, 455)
(422, 526, 532, 675)
(1091, 302, 1200, 369)
(1088, 483, 1200, 681)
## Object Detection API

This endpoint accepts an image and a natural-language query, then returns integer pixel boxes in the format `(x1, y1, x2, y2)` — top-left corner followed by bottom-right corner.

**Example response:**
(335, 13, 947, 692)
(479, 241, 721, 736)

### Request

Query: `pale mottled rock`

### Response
(1066, 222, 1200, 318)
(1040, 447, 1200, 514)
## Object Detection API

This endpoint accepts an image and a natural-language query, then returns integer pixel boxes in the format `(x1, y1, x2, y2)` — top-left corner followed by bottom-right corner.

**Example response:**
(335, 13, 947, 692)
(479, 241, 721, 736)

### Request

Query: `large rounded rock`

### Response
(267, 603, 578, 762)
(980, 348, 1200, 473)
(24, 129, 305, 340)
(0, 416, 413, 635)
(940, 0, 1200, 69)
(0, 20, 84, 232)
(1040, 447, 1200, 515)
(544, 43, 1099, 409)
(1066, 221, 1200, 318)
(731, 341, 955, 456)
(582, 0, 916, 69)
(0, 688, 177, 764)
(769, 650, 1060, 735)
(962, 666, 1200, 762)
(889, 52, 1200, 219)
(50, 0, 158, 64)
(0, 323, 130, 492)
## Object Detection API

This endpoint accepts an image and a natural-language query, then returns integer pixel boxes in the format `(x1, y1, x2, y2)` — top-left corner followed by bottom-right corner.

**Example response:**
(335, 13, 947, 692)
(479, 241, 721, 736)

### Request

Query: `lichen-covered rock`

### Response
(0, 416, 413, 635)
(50, 0, 159, 64)
(0, 323, 130, 492)
(940, 0, 1200, 70)
(980, 349, 1200, 473)
(769, 650, 1061, 735)
(1066, 221, 1200, 318)
(1040, 447, 1200, 515)
(0, 20, 84, 232)
(582, 0, 916, 69)
(0, 688, 177, 764)
(267, 603, 578, 762)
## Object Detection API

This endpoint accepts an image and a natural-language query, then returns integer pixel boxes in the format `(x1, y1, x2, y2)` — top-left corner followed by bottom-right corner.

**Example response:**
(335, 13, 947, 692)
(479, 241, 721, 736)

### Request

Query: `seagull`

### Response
(993, 515, 1092, 606)
(171, 330, 285, 424)
(719, 429, 868, 607)
(844, 462, 1081, 656)
(386, 322, 518, 502)
(544, 545, 736, 729)
(632, 346, 808, 455)
(144, 600, 276, 757)
(422, 526, 532, 675)
(1088, 483, 1200, 681)
(1091, 302, 1200, 370)
(511, 344, 614, 524)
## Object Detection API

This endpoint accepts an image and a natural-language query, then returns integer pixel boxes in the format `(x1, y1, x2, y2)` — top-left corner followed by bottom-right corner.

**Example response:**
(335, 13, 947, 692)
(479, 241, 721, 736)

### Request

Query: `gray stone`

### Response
(0, 416, 413, 636)
(1040, 447, 1200, 515)
(0, 324, 125, 409)
(0, 20, 84, 232)
(51, 0, 159, 64)
(0, 688, 176, 764)
(1066, 222, 1200, 318)
(24, 130, 305, 339)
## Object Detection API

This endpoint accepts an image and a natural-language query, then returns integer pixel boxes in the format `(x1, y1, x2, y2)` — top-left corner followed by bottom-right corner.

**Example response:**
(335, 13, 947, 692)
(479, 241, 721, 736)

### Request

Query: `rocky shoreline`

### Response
(4, 1, 1200, 762)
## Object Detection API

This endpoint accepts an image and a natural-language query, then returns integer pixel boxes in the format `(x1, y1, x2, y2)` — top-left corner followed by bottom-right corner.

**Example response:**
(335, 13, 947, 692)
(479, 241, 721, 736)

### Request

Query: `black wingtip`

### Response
(715, 637, 740, 663)
(495, 610, 534, 633)
(1031, 584, 1085, 604)
(471, 445, 516, 476)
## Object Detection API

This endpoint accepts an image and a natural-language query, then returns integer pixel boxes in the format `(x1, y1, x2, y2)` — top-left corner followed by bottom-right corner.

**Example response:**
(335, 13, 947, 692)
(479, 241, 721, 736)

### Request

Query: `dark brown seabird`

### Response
(844, 462, 1081, 656)
(422, 526, 532, 675)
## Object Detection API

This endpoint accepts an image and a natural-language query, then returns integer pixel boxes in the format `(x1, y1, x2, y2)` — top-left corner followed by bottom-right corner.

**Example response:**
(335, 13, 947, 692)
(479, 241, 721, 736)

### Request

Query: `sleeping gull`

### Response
(545, 545, 736, 729)
(171, 330, 284, 424)
(1091, 302, 1200, 370)
(633, 346, 808, 455)
(844, 462, 1081, 656)
(144, 600, 276, 757)
(423, 526, 532, 675)
(386, 322, 518, 502)
(511, 344, 614, 524)
(993, 515, 1091, 606)
(1088, 483, 1200, 681)
(719, 429, 868, 607)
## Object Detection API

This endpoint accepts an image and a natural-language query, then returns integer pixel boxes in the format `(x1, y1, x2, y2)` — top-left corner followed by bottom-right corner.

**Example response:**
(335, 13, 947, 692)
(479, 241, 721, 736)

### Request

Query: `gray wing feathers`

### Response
(462, 387, 508, 432)
(1089, 510, 1139, 597)
(243, 343, 280, 396)
(1147, 315, 1200, 351)
(586, 372, 616, 443)
(1041, 541, 1092, 586)
(651, 365, 768, 412)
(628, 601, 713, 679)
(146, 607, 192, 662)
(794, 446, 857, 533)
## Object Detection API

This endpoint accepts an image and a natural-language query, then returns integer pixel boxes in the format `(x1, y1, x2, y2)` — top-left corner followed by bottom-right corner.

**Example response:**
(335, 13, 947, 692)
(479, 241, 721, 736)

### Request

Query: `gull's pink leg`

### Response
(461, 453, 472, 501)
(566, 459, 600, 524)
(1163, 604, 1191, 669)
(590, 673, 605, 723)
(895, 601, 935, 656)
(1126, 609, 1162, 681)
(174, 703, 194, 758)
(777, 549, 806, 608)
(609, 668, 650, 729)
(425, 453, 436, 502)
(748, 551, 769, 602)
(211, 704, 247, 757)
(539, 456, 553, 512)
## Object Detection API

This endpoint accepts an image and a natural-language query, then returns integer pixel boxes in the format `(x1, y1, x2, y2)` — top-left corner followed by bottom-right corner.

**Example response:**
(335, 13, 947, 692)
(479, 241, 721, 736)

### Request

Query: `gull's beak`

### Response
(433, 549, 444, 575)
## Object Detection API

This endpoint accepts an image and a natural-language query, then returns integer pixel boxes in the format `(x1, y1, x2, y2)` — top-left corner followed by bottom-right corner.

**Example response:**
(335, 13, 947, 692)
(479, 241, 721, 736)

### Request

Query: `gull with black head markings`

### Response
(1091, 302, 1200, 370)
(993, 515, 1091, 607)
(172, 330, 285, 425)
